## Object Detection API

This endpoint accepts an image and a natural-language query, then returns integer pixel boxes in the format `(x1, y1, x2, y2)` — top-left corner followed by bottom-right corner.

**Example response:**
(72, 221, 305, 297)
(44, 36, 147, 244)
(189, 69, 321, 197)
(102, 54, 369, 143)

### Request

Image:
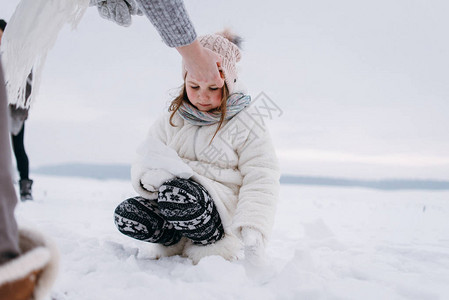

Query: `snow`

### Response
(15, 175, 449, 300)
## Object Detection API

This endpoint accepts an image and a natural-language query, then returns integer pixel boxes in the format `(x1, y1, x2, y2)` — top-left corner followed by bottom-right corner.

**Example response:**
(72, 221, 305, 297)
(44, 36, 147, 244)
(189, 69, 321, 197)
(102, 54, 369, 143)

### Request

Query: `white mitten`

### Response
(90, 0, 142, 27)
(8, 104, 29, 135)
(140, 169, 174, 192)
(241, 227, 266, 266)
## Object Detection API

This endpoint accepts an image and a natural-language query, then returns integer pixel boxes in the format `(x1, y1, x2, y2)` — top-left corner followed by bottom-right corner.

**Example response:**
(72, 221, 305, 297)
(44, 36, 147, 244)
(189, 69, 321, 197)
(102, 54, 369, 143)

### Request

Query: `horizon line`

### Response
(32, 163, 449, 191)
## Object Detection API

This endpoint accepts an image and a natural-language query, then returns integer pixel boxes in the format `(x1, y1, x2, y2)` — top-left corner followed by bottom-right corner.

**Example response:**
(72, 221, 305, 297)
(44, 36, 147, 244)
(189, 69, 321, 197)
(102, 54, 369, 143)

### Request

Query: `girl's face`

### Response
(185, 73, 223, 112)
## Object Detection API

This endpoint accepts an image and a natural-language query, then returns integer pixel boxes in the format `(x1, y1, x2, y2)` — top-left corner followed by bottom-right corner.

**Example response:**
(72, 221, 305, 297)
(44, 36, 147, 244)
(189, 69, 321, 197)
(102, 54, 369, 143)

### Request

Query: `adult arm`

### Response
(136, 0, 196, 47)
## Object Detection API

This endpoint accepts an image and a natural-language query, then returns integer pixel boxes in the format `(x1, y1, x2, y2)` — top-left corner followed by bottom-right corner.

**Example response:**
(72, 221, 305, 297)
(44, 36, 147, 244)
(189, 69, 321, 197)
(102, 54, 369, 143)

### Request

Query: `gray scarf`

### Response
(178, 93, 251, 126)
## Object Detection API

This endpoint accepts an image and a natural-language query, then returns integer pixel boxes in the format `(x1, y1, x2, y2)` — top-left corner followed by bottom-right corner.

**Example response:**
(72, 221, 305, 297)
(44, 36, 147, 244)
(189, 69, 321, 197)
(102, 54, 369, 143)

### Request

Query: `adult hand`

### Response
(9, 104, 29, 136)
(177, 40, 224, 88)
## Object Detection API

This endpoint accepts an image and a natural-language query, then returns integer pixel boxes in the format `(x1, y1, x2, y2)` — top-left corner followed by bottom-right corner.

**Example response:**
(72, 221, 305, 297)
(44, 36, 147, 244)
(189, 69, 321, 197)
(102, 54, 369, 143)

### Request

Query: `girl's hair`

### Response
(169, 82, 230, 143)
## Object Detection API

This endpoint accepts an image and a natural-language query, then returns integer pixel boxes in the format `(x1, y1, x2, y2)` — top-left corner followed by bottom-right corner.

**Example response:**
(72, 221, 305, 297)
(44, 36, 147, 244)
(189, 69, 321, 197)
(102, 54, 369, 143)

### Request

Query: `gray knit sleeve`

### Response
(136, 0, 197, 48)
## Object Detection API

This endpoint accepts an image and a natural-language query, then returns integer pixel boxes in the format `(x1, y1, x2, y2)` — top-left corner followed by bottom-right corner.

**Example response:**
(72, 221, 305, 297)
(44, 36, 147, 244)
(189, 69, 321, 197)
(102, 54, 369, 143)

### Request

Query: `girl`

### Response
(114, 31, 280, 264)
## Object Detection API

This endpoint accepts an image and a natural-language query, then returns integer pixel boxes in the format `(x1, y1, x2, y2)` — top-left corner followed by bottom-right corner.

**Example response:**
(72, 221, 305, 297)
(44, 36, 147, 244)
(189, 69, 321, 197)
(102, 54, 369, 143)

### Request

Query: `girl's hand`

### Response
(241, 227, 266, 266)
(177, 40, 224, 88)
(140, 169, 174, 192)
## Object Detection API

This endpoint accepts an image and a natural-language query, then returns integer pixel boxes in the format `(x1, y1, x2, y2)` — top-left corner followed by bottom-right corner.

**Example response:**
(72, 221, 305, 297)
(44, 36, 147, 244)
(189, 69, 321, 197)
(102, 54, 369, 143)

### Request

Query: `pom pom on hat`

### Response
(217, 29, 243, 49)
(183, 29, 242, 94)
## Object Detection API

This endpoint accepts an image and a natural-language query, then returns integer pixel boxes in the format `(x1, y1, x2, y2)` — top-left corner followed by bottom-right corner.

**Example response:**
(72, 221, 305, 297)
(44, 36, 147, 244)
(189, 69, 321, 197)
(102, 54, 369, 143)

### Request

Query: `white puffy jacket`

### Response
(131, 104, 280, 263)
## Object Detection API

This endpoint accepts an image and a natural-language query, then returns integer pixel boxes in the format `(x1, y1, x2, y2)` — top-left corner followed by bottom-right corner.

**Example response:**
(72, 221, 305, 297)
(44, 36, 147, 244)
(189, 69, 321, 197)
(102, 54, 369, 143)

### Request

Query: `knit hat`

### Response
(183, 30, 242, 94)
(0, 19, 7, 32)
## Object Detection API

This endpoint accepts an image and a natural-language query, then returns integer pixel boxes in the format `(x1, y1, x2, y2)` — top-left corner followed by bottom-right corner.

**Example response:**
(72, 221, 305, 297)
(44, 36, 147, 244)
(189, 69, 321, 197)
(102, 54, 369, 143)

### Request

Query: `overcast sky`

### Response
(2, 0, 449, 179)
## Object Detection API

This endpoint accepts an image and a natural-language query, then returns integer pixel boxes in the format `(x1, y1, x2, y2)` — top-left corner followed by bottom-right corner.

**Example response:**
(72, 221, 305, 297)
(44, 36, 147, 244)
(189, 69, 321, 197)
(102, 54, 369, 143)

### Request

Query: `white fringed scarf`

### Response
(0, 0, 90, 108)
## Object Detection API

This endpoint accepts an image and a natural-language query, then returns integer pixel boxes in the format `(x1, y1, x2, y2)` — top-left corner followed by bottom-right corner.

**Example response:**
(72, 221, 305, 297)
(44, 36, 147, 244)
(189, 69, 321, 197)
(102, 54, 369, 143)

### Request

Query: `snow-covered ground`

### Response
(15, 175, 449, 300)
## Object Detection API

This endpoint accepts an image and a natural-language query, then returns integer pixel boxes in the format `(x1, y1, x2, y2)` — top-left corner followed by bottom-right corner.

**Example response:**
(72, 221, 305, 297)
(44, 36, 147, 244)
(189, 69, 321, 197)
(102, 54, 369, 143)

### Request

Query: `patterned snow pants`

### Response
(114, 178, 224, 246)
